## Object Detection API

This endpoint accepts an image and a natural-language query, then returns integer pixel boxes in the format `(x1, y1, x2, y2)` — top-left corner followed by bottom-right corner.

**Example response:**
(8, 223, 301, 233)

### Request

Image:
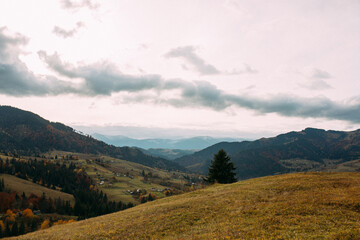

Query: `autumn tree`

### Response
(40, 219, 50, 230)
(0, 220, 4, 237)
(206, 149, 237, 184)
(22, 208, 34, 219)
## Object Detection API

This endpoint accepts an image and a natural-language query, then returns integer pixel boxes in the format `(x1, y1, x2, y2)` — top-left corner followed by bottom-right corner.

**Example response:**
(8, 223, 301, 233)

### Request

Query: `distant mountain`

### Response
(138, 148, 197, 160)
(174, 128, 360, 179)
(0, 106, 185, 171)
(92, 133, 245, 150)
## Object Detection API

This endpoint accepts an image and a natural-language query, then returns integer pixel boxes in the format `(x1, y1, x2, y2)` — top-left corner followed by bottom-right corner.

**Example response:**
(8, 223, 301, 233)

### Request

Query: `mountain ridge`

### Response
(92, 133, 246, 150)
(0, 105, 185, 171)
(175, 127, 360, 179)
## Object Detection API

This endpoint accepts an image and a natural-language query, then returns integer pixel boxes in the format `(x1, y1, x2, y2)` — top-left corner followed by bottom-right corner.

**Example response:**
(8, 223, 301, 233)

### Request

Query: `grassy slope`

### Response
(0, 174, 74, 204)
(47, 151, 191, 204)
(10, 172, 360, 240)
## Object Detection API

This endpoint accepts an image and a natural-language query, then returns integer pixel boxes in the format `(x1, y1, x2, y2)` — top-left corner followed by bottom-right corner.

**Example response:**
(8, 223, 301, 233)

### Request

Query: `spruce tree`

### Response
(0, 178, 4, 191)
(19, 221, 25, 235)
(206, 149, 237, 184)
(11, 221, 18, 236)
(5, 221, 11, 237)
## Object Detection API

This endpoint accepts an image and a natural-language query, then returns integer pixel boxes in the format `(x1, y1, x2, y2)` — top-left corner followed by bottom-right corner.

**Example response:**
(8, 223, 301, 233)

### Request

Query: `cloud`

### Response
(225, 94, 360, 123)
(300, 79, 332, 90)
(310, 68, 332, 79)
(53, 22, 84, 38)
(36, 51, 360, 123)
(0, 27, 28, 63)
(228, 63, 258, 75)
(1, 29, 359, 124)
(298, 67, 332, 90)
(165, 46, 220, 75)
(120, 85, 360, 123)
(60, 0, 99, 10)
(0, 27, 78, 96)
(165, 45, 257, 75)
(38, 51, 163, 96)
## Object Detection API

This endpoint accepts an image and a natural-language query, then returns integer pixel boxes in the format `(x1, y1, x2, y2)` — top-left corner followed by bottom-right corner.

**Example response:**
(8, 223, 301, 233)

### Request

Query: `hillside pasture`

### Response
(11, 172, 360, 239)
(0, 174, 74, 204)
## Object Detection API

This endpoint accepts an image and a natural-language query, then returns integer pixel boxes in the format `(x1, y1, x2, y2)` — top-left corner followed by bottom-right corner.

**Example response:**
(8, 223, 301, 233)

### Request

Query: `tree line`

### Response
(0, 156, 134, 238)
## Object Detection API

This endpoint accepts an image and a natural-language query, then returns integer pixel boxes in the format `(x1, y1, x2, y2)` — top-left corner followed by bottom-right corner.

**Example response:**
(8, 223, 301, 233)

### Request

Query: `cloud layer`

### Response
(1, 28, 359, 124)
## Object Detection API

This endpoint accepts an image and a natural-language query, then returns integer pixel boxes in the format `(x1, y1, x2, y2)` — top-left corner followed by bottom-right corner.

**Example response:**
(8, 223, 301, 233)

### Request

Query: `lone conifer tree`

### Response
(206, 149, 237, 184)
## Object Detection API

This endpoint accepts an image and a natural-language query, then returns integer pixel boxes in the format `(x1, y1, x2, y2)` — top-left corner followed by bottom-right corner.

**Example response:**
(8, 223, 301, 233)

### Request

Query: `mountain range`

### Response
(1, 105, 360, 180)
(174, 127, 360, 179)
(91, 133, 244, 150)
(0, 106, 185, 171)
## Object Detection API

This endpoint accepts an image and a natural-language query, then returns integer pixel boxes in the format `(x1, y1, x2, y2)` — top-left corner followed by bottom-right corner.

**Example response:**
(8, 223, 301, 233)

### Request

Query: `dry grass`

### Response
(9, 172, 360, 240)
(45, 151, 190, 204)
(0, 174, 74, 204)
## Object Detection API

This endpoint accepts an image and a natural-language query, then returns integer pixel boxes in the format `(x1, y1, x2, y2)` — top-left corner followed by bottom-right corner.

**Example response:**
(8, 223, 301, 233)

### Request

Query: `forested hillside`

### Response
(0, 106, 184, 172)
(175, 128, 360, 179)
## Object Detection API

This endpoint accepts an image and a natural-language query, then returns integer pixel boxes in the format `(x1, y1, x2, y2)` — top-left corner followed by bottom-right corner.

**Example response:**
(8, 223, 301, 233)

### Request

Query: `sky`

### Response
(0, 0, 359, 139)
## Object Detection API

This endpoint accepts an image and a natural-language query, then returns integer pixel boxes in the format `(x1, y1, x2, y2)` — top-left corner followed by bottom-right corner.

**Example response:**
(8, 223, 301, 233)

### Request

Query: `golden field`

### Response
(8, 172, 360, 240)
(0, 173, 74, 204)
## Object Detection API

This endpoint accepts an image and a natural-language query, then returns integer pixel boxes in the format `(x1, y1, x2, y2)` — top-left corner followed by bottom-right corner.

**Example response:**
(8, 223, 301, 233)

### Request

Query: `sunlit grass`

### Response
(11, 172, 360, 239)
(0, 174, 75, 204)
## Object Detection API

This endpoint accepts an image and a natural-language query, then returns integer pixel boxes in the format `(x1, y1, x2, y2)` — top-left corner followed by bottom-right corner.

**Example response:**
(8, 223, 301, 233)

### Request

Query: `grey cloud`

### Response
(165, 46, 257, 75)
(300, 79, 332, 90)
(165, 46, 220, 75)
(38, 51, 360, 123)
(0, 28, 78, 96)
(298, 67, 332, 90)
(311, 68, 331, 79)
(60, 0, 99, 10)
(53, 22, 84, 38)
(0, 63, 46, 96)
(228, 63, 258, 75)
(0, 27, 28, 63)
(38, 51, 163, 96)
(244, 95, 359, 123)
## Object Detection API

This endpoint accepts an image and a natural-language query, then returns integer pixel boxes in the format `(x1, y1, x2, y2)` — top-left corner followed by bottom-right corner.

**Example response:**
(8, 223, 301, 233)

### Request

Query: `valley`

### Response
(0, 106, 360, 239)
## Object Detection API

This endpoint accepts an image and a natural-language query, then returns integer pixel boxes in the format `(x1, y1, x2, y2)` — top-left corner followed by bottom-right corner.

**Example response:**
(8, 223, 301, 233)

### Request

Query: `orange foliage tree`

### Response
(5, 209, 16, 222)
(0, 220, 5, 233)
(22, 208, 34, 218)
(40, 219, 50, 230)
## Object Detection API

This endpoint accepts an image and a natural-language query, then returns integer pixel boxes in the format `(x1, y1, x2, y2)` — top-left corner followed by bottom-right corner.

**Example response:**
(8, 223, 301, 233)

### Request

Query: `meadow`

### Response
(10, 172, 360, 239)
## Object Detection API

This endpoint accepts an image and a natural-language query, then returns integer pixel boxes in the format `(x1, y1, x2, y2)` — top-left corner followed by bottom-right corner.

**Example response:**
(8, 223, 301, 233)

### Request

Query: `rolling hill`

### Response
(138, 148, 197, 160)
(175, 128, 360, 179)
(0, 106, 185, 172)
(11, 172, 360, 239)
(0, 173, 74, 204)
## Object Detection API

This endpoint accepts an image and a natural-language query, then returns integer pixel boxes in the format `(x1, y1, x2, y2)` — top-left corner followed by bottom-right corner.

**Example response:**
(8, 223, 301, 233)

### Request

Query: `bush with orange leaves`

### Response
(0, 220, 5, 233)
(53, 219, 76, 226)
(40, 219, 50, 230)
(22, 208, 34, 218)
(5, 209, 16, 223)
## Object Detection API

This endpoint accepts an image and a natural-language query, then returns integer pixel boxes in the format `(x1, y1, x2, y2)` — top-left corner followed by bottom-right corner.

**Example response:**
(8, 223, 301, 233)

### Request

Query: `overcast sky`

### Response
(0, 0, 359, 139)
